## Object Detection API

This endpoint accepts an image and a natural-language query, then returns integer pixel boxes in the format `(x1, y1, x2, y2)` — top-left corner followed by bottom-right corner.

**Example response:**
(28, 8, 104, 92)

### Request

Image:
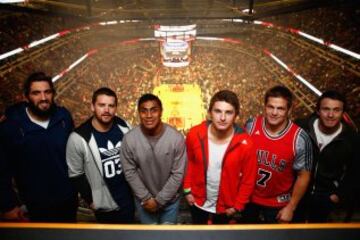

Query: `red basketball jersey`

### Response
(248, 116, 301, 207)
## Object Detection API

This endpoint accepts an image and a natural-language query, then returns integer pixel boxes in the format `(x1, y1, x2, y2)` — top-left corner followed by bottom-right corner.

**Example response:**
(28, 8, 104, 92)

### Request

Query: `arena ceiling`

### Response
(1, 0, 359, 127)
(2, 0, 354, 20)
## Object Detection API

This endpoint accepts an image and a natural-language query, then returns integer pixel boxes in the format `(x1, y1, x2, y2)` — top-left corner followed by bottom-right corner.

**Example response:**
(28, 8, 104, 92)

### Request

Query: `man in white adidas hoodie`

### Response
(66, 87, 134, 223)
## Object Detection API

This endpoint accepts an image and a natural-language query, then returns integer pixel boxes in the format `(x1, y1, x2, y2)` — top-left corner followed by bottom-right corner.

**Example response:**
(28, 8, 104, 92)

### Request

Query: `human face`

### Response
(139, 100, 162, 134)
(264, 97, 290, 132)
(317, 98, 344, 133)
(91, 95, 117, 126)
(26, 81, 55, 118)
(209, 101, 237, 133)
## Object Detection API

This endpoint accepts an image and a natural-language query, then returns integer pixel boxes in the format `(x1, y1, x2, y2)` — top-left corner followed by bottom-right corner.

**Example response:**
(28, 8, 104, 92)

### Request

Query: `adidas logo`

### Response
(99, 141, 121, 157)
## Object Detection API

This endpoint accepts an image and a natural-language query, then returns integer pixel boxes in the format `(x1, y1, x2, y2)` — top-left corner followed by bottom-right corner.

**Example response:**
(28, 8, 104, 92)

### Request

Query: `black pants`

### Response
(190, 205, 231, 224)
(27, 197, 78, 223)
(95, 208, 135, 224)
(296, 192, 337, 223)
(240, 202, 280, 223)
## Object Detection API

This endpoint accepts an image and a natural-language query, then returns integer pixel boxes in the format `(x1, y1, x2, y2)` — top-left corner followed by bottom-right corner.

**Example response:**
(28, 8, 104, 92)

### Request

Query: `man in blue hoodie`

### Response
(0, 72, 77, 222)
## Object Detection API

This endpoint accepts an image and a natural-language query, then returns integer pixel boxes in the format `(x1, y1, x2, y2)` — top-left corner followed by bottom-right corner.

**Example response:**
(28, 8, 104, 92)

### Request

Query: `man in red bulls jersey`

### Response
(242, 85, 313, 223)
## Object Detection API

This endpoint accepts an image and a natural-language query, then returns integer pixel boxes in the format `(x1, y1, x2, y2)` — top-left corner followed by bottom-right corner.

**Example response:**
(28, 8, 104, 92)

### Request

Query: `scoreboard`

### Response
(154, 25, 196, 68)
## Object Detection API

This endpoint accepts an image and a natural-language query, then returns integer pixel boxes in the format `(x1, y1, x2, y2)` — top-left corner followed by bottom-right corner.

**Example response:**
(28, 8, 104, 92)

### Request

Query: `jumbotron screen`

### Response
(155, 25, 196, 68)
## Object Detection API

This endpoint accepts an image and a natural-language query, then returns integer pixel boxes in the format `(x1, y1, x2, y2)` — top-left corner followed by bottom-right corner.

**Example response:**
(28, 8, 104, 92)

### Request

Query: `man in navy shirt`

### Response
(66, 87, 134, 223)
(0, 72, 77, 222)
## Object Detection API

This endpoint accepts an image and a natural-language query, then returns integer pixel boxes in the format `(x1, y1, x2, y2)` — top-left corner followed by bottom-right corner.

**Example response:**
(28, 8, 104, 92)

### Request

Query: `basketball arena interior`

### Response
(0, 0, 359, 239)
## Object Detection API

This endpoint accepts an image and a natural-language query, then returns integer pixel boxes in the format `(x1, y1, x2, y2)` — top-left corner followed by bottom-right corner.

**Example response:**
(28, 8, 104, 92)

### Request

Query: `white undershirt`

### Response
(313, 118, 342, 151)
(26, 108, 50, 129)
(197, 138, 229, 213)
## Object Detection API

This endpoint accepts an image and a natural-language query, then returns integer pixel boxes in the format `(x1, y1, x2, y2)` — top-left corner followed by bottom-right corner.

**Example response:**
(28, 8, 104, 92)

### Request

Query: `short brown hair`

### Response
(264, 85, 293, 109)
(209, 90, 240, 115)
(316, 90, 346, 112)
(92, 87, 118, 105)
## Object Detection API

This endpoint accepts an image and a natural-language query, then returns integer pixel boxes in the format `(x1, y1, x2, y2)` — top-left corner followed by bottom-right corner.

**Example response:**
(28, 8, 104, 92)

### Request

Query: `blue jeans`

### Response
(135, 198, 180, 224)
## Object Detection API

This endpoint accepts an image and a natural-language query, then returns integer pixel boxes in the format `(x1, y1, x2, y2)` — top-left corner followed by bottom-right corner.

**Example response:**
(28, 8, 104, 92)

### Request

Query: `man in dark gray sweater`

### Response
(120, 93, 186, 224)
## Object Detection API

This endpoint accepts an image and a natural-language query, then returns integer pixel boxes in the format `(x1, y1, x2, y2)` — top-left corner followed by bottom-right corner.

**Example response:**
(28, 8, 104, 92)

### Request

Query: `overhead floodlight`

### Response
(242, 9, 256, 14)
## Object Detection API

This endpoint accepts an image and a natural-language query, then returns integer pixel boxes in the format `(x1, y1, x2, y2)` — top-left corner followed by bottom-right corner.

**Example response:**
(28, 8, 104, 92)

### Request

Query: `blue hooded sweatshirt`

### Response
(0, 102, 76, 211)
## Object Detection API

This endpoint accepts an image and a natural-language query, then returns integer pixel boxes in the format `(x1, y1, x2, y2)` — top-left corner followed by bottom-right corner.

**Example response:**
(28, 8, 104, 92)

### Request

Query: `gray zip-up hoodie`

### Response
(66, 117, 131, 211)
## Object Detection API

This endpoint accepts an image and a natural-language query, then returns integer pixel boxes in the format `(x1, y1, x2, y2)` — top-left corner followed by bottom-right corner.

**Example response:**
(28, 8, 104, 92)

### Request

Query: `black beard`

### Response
(27, 100, 56, 119)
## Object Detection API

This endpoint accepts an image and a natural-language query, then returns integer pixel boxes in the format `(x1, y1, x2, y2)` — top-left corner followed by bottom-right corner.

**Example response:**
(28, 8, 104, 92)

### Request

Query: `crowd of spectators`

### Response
(236, 24, 359, 126)
(56, 41, 311, 131)
(0, 4, 359, 129)
(265, 3, 360, 53)
(0, 9, 82, 54)
(57, 44, 158, 126)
